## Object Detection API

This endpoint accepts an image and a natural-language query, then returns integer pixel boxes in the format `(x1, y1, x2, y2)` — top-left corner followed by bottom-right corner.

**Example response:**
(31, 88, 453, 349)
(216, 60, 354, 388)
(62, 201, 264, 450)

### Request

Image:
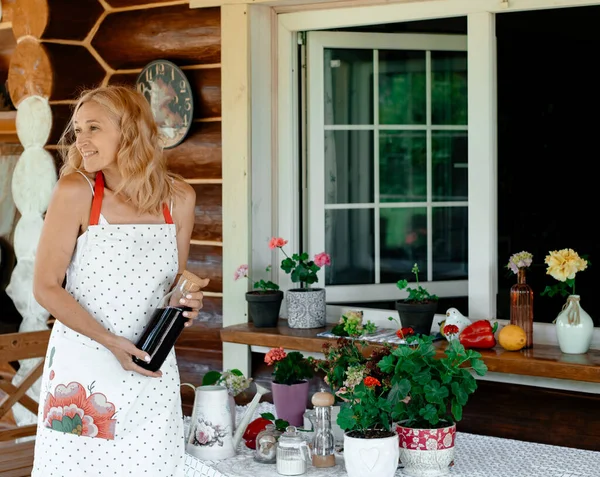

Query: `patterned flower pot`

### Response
(246, 290, 283, 328)
(286, 288, 326, 329)
(344, 430, 399, 477)
(395, 421, 456, 477)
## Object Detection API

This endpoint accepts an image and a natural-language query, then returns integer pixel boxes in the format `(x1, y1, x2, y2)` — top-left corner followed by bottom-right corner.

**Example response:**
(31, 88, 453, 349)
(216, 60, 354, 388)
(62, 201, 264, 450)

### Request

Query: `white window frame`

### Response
(306, 31, 469, 304)
(252, 0, 598, 322)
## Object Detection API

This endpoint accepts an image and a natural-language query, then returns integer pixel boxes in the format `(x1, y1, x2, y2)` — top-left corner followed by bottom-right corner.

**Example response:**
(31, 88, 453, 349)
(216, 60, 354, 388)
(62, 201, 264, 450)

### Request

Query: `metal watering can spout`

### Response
(232, 382, 269, 450)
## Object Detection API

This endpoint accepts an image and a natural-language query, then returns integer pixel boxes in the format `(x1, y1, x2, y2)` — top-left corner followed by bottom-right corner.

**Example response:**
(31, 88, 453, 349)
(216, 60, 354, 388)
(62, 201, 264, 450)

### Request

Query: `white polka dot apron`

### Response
(32, 172, 185, 477)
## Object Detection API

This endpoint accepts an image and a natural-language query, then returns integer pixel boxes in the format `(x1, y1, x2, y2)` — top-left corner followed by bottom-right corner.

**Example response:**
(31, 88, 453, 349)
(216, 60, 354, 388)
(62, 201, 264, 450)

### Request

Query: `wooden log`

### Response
(165, 122, 221, 179)
(108, 67, 221, 120)
(195, 295, 222, 324)
(1, 0, 16, 23)
(177, 321, 222, 349)
(191, 184, 222, 242)
(11, 0, 104, 41)
(187, 244, 222, 294)
(167, 120, 221, 176)
(105, 0, 186, 7)
(0, 111, 17, 143)
(92, 5, 220, 70)
(0, 29, 16, 85)
(8, 39, 106, 105)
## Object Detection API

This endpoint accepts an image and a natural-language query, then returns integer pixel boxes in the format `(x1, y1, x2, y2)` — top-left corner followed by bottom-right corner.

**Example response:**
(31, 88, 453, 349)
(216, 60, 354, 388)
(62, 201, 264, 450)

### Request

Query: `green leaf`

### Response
(470, 359, 488, 377)
(419, 404, 439, 425)
(378, 355, 396, 374)
(337, 406, 357, 431)
(51, 419, 64, 432)
(61, 415, 74, 433)
(274, 418, 289, 431)
(49, 347, 56, 368)
(451, 398, 463, 422)
(424, 381, 449, 405)
(451, 381, 468, 406)
(411, 368, 431, 386)
(72, 413, 83, 429)
(202, 370, 222, 386)
(261, 412, 275, 421)
(387, 379, 411, 404)
(230, 369, 244, 376)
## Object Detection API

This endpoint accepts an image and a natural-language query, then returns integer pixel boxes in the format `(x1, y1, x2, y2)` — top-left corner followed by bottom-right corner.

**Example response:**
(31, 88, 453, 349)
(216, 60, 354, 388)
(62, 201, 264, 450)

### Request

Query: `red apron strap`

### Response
(162, 202, 174, 224)
(89, 172, 104, 226)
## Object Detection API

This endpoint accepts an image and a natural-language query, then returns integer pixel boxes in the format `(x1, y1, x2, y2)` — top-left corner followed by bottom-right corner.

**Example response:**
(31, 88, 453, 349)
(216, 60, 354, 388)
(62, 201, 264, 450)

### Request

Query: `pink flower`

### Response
(43, 382, 116, 439)
(49, 370, 55, 380)
(234, 264, 249, 281)
(269, 237, 288, 250)
(314, 252, 331, 268)
(264, 347, 286, 365)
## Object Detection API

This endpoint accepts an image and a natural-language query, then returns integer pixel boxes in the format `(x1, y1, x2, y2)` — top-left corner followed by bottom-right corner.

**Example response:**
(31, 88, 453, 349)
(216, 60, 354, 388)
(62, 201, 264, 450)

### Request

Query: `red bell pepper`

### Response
(459, 320, 498, 349)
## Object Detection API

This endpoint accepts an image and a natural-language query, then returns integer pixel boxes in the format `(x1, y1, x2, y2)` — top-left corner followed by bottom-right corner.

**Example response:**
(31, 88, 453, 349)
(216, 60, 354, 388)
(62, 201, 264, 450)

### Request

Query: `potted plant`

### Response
(541, 248, 592, 354)
(264, 347, 314, 427)
(201, 368, 253, 430)
(377, 334, 488, 477)
(394, 263, 439, 335)
(270, 236, 331, 328)
(234, 263, 282, 328)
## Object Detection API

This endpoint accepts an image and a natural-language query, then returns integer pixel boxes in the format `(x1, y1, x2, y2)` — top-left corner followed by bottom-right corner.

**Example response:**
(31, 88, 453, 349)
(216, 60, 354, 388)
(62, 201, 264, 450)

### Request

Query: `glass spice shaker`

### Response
(276, 426, 310, 476)
(254, 423, 281, 464)
(311, 389, 336, 468)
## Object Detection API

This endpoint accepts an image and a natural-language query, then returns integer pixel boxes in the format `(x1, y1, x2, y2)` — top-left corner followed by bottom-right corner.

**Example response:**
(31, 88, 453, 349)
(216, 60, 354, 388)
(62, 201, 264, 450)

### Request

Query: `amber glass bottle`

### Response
(134, 270, 206, 371)
(509, 268, 534, 348)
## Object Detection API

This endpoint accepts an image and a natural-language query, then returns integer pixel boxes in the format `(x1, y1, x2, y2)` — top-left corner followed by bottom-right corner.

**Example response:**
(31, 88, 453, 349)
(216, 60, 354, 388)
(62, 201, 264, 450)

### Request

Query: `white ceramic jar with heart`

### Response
(343, 431, 399, 477)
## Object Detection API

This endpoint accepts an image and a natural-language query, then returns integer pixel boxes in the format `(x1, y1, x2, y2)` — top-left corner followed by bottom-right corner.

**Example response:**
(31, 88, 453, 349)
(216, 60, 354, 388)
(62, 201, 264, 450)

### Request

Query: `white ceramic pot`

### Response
(343, 431, 399, 477)
(555, 295, 594, 355)
(396, 422, 456, 477)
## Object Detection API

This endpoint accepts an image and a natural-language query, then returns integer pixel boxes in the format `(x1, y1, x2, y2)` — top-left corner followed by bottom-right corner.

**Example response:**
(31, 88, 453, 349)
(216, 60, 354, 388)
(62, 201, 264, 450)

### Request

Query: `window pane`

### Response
(380, 207, 428, 283)
(325, 130, 374, 204)
(324, 49, 373, 125)
(325, 208, 375, 285)
(432, 206, 468, 280)
(379, 131, 427, 203)
(431, 51, 467, 125)
(432, 131, 468, 201)
(379, 50, 426, 125)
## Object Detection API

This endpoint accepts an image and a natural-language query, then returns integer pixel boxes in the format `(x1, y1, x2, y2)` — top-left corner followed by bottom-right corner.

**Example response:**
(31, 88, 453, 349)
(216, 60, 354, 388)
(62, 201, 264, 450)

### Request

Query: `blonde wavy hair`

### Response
(59, 85, 184, 215)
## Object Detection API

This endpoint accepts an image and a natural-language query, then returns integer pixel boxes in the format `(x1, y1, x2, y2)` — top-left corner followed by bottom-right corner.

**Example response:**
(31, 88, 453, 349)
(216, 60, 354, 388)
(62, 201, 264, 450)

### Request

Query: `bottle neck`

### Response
(517, 268, 526, 284)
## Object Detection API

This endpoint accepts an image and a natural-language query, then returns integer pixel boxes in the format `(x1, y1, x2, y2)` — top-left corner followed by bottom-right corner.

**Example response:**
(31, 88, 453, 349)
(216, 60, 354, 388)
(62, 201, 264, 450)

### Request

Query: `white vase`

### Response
(555, 295, 594, 354)
(343, 431, 399, 477)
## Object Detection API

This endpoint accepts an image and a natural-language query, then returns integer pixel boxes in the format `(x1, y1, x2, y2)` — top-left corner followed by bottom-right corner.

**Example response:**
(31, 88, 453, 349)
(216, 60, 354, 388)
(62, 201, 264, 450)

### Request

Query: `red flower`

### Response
(269, 237, 288, 249)
(396, 327, 414, 339)
(443, 324, 460, 336)
(264, 347, 286, 365)
(364, 376, 381, 388)
(43, 382, 117, 440)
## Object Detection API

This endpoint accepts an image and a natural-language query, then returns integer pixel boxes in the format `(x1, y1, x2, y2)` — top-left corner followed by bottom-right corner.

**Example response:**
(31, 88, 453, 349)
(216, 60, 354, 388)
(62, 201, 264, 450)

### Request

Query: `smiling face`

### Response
(74, 100, 121, 174)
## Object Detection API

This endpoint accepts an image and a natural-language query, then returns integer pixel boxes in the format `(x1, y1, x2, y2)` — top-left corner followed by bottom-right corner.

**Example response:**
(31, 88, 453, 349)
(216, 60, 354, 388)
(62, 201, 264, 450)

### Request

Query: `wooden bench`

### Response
(0, 330, 51, 477)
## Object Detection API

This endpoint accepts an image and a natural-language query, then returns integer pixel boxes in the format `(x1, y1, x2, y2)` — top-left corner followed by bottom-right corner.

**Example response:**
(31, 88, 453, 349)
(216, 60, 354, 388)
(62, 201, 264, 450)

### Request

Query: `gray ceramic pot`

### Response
(286, 288, 326, 329)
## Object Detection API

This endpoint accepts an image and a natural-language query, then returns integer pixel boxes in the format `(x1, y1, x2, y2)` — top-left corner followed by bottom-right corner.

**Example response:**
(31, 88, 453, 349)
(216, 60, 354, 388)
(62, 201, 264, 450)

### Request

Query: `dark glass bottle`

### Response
(134, 270, 207, 371)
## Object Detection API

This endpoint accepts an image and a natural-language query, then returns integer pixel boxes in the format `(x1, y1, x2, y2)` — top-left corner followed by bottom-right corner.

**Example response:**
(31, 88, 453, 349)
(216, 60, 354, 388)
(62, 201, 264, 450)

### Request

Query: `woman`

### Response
(31, 85, 201, 476)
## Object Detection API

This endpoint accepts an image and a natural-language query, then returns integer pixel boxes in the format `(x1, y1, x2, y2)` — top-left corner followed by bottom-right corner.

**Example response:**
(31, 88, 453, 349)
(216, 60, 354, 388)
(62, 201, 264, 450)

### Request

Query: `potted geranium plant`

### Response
(269, 237, 331, 328)
(394, 263, 439, 335)
(377, 334, 488, 477)
(235, 263, 282, 328)
(264, 347, 314, 427)
(541, 248, 592, 354)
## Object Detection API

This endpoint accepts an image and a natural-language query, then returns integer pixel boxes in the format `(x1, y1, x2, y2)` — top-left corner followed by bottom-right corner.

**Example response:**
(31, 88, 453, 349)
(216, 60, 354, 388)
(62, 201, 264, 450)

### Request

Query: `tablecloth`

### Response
(183, 403, 600, 477)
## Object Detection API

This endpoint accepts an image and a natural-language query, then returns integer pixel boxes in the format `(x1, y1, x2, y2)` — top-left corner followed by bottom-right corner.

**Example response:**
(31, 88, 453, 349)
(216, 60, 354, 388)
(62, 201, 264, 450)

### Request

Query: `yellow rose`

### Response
(544, 248, 588, 282)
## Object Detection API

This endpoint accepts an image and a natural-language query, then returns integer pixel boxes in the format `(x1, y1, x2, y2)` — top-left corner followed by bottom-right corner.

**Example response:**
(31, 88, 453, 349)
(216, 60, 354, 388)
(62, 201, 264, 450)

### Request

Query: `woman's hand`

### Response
(104, 334, 163, 378)
(179, 278, 209, 327)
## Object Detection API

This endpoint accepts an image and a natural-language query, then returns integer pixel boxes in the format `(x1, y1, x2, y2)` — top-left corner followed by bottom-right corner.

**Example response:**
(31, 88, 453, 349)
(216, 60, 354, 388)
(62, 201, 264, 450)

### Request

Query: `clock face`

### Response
(135, 60, 194, 149)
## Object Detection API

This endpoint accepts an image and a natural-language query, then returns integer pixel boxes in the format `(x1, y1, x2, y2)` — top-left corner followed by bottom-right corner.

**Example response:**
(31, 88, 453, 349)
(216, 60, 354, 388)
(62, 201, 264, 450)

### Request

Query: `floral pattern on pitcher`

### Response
(43, 381, 117, 440)
(192, 417, 229, 447)
(395, 423, 456, 450)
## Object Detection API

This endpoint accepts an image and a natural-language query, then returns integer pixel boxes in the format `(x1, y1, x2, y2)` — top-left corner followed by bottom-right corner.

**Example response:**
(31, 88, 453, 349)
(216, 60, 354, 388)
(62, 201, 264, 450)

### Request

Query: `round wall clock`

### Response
(135, 59, 194, 149)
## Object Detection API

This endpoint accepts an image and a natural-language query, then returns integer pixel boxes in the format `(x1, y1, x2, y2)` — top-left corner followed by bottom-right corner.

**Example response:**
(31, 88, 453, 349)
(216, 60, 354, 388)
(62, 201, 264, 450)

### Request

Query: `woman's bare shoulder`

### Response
(52, 172, 94, 204)
(173, 178, 196, 206)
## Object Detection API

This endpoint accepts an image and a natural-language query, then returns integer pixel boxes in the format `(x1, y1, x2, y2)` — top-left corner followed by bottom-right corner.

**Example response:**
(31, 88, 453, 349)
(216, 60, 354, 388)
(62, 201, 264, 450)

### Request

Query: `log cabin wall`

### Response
(5, 0, 223, 413)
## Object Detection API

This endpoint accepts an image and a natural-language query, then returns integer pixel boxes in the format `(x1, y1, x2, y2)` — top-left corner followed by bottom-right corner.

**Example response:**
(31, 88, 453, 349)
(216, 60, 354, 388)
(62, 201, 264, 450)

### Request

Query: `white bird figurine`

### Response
(441, 308, 472, 341)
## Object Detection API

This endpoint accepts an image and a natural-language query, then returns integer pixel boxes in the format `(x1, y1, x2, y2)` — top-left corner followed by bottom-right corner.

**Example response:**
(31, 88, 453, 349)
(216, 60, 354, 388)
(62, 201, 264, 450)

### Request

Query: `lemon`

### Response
(498, 324, 527, 351)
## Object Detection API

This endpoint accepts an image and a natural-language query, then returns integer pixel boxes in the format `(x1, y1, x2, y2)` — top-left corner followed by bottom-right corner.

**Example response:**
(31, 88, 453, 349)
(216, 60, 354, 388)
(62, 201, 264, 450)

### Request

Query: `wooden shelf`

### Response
(0, 111, 18, 144)
(221, 320, 600, 384)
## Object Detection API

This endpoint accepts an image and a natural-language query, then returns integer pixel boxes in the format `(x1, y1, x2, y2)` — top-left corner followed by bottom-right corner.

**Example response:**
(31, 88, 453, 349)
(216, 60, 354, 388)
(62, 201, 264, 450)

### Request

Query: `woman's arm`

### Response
(171, 181, 205, 324)
(33, 173, 160, 377)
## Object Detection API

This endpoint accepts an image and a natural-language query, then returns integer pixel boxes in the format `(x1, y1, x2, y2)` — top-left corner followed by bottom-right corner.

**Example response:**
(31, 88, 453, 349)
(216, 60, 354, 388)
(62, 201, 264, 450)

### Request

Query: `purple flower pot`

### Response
(271, 381, 309, 427)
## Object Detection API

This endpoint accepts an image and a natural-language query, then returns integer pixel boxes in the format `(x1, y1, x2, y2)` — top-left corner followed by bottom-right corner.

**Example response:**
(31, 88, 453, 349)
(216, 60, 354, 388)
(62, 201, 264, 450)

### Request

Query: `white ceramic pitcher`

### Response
(183, 382, 268, 460)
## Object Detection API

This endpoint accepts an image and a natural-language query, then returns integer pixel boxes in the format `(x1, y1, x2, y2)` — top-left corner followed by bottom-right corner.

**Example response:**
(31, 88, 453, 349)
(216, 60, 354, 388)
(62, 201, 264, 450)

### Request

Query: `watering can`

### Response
(183, 382, 268, 460)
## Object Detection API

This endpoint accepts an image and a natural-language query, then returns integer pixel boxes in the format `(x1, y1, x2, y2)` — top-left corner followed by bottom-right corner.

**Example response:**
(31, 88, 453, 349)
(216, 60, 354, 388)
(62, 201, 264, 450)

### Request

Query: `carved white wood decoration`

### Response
(5, 95, 55, 430)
